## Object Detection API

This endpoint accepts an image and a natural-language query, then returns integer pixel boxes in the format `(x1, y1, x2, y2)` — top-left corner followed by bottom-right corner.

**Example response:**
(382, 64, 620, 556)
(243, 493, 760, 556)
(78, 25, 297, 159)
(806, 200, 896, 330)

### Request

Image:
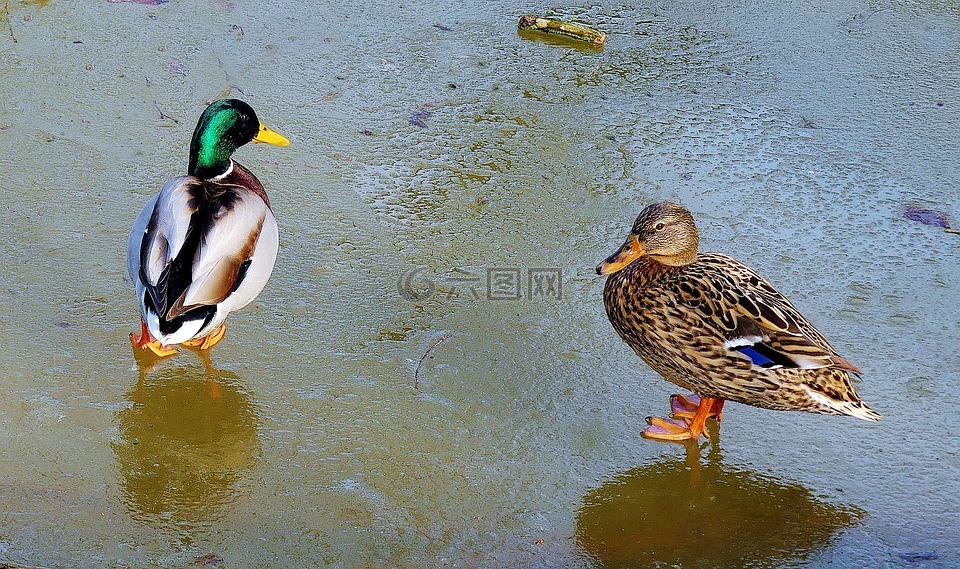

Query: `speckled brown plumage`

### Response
(599, 202, 880, 421)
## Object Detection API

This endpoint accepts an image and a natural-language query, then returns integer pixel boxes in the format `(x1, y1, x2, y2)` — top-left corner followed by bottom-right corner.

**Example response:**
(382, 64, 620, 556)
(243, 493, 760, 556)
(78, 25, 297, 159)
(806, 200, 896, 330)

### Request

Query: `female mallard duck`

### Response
(128, 99, 290, 358)
(597, 202, 880, 441)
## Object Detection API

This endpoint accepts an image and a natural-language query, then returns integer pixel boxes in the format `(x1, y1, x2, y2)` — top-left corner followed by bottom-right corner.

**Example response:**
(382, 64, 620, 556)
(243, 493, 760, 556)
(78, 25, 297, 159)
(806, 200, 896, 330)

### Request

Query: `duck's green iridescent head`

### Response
(597, 202, 700, 274)
(188, 99, 290, 180)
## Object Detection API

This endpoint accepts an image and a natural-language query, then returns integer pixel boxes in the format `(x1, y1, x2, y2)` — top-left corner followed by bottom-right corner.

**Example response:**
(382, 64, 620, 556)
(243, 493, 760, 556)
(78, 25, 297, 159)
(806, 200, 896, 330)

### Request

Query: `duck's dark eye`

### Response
(655, 222, 666, 230)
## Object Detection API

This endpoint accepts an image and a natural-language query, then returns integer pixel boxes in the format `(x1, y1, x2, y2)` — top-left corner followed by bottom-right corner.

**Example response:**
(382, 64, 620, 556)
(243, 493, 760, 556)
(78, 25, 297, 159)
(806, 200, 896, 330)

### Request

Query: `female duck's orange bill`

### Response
(596, 234, 645, 275)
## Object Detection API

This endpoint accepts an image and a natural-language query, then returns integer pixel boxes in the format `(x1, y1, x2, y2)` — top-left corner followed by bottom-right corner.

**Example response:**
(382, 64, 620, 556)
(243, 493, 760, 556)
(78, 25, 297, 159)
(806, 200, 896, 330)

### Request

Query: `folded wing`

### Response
(135, 178, 269, 321)
(685, 256, 861, 374)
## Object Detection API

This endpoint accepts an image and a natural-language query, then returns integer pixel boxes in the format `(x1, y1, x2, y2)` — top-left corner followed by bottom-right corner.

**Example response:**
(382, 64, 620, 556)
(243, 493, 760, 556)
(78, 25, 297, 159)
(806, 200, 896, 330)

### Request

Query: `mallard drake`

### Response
(597, 202, 880, 441)
(128, 99, 290, 358)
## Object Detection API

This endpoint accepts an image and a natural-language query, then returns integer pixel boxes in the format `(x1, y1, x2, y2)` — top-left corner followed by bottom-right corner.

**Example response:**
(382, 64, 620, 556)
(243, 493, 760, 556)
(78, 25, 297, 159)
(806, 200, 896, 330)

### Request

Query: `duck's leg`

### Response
(182, 324, 227, 350)
(670, 393, 724, 423)
(642, 395, 725, 441)
(130, 320, 178, 358)
(687, 396, 725, 439)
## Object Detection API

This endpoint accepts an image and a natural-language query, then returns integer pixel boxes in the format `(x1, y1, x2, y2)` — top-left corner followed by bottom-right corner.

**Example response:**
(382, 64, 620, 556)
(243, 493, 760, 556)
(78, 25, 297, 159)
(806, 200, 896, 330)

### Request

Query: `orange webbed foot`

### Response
(643, 394, 725, 442)
(130, 321, 178, 358)
(670, 393, 724, 422)
(182, 324, 227, 350)
(670, 393, 702, 419)
(642, 416, 699, 441)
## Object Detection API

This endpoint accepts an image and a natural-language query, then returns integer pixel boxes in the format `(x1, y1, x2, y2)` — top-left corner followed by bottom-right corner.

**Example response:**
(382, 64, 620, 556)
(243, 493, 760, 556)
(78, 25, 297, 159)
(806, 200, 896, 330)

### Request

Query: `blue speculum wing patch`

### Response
(736, 345, 778, 368)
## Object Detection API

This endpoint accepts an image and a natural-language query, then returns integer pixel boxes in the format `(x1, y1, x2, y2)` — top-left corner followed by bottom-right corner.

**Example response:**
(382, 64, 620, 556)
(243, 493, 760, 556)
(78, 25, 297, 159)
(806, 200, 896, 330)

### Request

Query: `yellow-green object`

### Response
(517, 15, 606, 46)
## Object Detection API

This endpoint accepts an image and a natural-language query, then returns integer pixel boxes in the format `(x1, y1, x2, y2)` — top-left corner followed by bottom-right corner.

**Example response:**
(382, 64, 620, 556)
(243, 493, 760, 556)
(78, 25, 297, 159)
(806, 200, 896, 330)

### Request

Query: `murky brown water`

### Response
(0, 0, 958, 567)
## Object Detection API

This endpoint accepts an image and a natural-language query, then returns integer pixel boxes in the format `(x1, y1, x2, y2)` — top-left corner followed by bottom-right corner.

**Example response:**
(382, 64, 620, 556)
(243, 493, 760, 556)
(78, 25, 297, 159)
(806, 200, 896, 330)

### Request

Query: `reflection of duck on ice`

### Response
(113, 356, 261, 533)
(576, 443, 863, 568)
